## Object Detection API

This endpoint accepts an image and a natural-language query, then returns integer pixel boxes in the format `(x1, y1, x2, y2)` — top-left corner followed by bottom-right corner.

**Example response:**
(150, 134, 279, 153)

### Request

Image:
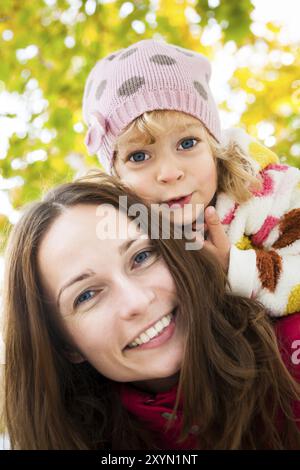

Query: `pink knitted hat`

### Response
(82, 39, 221, 173)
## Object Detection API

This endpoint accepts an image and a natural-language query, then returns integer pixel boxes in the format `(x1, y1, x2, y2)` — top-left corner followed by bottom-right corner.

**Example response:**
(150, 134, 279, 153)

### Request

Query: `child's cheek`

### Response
(201, 158, 217, 185)
(120, 173, 154, 199)
(198, 161, 218, 204)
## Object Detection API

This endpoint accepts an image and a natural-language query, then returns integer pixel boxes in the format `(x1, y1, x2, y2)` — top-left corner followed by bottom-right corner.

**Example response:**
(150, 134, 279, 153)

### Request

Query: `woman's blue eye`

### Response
(179, 138, 197, 150)
(75, 290, 95, 307)
(134, 250, 151, 265)
(129, 152, 149, 163)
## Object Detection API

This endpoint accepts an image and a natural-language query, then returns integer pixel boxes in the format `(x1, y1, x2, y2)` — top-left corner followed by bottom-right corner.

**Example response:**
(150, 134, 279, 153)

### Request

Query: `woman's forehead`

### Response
(39, 204, 147, 256)
(37, 204, 149, 286)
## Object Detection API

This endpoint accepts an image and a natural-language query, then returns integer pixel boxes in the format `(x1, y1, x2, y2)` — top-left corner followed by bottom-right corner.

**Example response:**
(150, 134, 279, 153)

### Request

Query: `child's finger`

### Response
(204, 206, 229, 250)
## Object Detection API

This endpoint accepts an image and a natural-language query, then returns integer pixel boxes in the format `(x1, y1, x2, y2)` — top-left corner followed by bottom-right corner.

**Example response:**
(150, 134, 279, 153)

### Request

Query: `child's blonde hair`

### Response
(114, 110, 262, 204)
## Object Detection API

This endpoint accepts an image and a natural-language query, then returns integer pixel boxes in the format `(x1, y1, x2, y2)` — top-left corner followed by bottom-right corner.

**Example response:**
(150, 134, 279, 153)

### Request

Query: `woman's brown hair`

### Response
(3, 172, 300, 449)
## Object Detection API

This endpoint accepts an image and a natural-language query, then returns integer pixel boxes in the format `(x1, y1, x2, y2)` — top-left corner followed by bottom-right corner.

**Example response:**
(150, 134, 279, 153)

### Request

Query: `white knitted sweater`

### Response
(217, 128, 300, 317)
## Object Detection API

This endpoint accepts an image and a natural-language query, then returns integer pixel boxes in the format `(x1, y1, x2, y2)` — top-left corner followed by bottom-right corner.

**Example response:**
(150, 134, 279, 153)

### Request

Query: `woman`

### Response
(3, 173, 300, 449)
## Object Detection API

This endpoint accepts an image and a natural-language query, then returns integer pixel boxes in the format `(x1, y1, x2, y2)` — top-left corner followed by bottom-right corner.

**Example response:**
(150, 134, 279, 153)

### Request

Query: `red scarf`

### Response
(118, 313, 300, 449)
(119, 382, 198, 450)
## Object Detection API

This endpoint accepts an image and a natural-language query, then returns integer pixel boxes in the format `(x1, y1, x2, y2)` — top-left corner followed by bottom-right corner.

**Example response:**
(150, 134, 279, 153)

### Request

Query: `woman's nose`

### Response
(116, 278, 155, 321)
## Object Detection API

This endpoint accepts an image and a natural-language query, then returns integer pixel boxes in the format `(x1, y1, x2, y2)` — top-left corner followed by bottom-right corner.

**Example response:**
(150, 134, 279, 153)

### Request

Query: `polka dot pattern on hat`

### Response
(96, 80, 107, 100)
(118, 76, 146, 97)
(86, 79, 93, 99)
(150, 54, 177, 66)
(107, 53, 118, 61)
(193, 81, 208, 100)
(82, 39, 221, 172)
(120, 47, 138, 60)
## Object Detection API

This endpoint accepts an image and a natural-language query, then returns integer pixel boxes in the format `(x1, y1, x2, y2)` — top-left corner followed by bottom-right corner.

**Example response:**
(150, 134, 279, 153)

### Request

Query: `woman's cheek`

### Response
(153, 264, 176, 292)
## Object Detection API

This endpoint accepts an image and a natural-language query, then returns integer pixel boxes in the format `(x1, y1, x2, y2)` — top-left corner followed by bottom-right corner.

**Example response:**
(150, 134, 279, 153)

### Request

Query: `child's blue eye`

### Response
(179, 138, 197, 150)
(75, 290, 95, 307)
(129, 152, 150, 163)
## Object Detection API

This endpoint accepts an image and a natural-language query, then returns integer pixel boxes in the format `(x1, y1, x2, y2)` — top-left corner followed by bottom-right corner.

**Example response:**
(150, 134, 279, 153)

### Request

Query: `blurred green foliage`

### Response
(196, 0, 254, 43)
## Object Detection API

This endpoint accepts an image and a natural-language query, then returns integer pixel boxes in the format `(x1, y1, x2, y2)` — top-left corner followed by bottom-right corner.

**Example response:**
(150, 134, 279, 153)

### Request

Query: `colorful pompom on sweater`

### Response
(218, 128, 300, 316)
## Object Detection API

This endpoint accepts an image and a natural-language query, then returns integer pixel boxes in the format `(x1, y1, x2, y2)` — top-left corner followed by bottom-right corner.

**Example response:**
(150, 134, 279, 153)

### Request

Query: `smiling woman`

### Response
(2, 173, 300, 450)
(37, 202, 184, 386)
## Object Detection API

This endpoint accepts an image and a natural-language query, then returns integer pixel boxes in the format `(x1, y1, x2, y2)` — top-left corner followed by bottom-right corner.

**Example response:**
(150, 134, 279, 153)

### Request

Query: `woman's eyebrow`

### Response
(119, 236, 144, 255)
(56, 238, 144, 306)
(57, 270, 96, 307)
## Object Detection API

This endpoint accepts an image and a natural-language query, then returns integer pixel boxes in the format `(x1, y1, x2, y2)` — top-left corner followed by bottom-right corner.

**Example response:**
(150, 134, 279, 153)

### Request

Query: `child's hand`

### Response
(200, 206, 231, 273)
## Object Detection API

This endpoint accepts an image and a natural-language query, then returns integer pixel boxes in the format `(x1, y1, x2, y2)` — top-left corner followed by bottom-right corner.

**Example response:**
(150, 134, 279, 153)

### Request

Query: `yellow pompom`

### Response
(236, 235, 253, 250)
(286, 284, 300, 315)
(249, 141, 279, 169)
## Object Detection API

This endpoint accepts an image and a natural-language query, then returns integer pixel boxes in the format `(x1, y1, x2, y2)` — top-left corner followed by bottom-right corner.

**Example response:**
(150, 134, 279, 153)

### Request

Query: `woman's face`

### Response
(38, 204, 185, 387)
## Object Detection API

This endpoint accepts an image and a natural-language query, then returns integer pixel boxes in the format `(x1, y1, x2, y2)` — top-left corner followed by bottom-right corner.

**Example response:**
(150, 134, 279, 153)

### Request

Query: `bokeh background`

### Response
(1, 0, 300, 363)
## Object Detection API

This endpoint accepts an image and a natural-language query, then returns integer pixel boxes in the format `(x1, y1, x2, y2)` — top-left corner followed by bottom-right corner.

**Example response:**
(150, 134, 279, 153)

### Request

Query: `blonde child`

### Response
(82, 39, 300, 317)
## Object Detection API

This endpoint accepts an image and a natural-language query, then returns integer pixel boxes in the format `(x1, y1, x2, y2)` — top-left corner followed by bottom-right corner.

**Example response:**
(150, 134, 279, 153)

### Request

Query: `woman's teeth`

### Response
(127, 313, 173, 349)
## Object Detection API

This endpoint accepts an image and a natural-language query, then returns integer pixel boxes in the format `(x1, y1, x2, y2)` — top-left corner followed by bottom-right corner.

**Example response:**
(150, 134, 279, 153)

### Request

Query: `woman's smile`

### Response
(125, 307, 178, 351)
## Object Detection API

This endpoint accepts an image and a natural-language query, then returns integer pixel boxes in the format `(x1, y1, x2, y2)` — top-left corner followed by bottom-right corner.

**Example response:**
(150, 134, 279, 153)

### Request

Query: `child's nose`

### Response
(157, 163, 184, 184)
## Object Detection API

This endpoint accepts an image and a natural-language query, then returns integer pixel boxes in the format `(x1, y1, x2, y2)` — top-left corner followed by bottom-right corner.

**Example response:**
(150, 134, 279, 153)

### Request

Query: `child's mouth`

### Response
(164, 193, 193, 209)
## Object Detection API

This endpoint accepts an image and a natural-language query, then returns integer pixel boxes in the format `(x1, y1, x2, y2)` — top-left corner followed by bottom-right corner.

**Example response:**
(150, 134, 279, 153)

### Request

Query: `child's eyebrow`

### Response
(125, 135, 153, 146)
(117, 136, 154, 152)
(118, 123, 202, 152)
(176, 123, 202, 132)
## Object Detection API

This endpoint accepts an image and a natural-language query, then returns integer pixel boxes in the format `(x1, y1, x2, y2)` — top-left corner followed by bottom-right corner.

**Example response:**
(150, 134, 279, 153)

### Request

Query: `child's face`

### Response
(38, 204, 185, 389)
(114, 113, 217, 225)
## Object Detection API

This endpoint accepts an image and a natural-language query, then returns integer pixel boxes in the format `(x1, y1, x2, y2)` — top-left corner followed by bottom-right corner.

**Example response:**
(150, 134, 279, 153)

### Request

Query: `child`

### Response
(3, 176, 300, 449)
(82, 39, 300, 317)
